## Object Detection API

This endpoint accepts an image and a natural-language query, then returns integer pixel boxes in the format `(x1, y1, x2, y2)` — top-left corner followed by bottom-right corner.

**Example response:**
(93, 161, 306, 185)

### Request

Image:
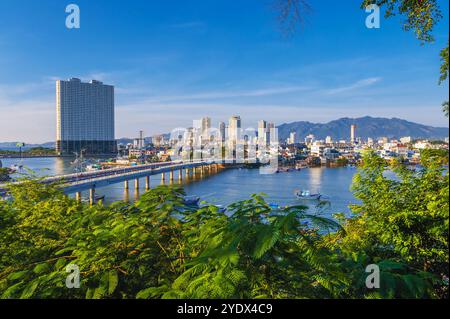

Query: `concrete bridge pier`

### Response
(89, 188, 95, 206)
(170, 170, 174, 181)
(124, 180, 129, 190)
(145, 176, 150, 190)
(75, 192, 82, 202)
(161, 172, 166, 184)
(135, 178, 139, 190)
(179, 169, 183, 181)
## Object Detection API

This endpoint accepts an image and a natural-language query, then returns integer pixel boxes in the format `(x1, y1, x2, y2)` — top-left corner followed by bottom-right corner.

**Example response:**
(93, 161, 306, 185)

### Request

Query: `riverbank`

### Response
(0, 154, 59, 159)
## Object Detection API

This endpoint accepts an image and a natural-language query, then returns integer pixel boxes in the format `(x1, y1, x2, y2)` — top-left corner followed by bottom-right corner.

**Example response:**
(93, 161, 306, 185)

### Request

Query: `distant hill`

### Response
(277, 116, 449, 142)
(0, 142, 54, 151)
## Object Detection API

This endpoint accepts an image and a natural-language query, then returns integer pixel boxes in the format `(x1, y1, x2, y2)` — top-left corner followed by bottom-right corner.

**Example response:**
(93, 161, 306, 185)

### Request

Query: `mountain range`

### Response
(277, 116, 449, 142)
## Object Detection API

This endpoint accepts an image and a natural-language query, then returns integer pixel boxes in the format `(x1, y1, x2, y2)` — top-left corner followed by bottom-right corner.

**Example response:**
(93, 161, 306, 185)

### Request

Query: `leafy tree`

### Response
(0, 168, 10, 182)
(328, 150, 449, 298)
(0, 181, 341, 299)
(0, 151, 447, 299)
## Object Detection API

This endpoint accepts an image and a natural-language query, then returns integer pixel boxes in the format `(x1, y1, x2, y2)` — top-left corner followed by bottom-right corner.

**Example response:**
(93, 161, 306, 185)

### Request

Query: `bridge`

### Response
(0, 160, 232, 204)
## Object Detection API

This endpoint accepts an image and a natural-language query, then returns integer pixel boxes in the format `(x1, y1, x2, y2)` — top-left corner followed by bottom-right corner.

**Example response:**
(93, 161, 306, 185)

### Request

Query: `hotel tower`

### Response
(56, 78, 116, 155)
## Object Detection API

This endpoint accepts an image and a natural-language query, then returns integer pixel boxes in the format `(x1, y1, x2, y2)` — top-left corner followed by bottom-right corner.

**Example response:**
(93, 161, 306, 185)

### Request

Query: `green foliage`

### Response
(439, 42, 449, 85)
(439, 42, 449, 117)
(0, 168, 10, 182)
(361, 0, 442, 43)
(327, 150, 449, 298)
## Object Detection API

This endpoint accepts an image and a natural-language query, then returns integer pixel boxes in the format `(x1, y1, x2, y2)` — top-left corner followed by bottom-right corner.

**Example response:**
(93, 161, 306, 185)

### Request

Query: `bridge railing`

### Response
(43, 160, 185, 182)
(62, 160, 217, 187)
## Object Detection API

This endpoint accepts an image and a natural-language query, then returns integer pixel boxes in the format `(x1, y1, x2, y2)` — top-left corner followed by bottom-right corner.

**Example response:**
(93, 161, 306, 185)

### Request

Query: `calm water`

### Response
(1, 157, 359, 217)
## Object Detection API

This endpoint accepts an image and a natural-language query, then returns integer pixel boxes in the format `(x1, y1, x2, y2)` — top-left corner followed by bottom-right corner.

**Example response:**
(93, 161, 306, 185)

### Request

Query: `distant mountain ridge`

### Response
(0, 142, 54, 151)
(1, 117, 448, 149)
(277, 116, 449, 142)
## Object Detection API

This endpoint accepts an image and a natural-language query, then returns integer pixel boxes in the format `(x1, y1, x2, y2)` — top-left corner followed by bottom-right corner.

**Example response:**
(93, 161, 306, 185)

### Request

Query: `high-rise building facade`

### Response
(350, 124, 357, 144)
(219, 121, 226, 142)
(201, 117, 211, 143)
(56, 78, 116, 155)
(228, 115, 241, 142)
(289, 132, 296, 144)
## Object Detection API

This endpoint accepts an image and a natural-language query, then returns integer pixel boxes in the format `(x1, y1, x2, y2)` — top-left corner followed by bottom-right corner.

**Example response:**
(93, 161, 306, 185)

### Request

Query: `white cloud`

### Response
(1, 74, 447, 144)
(326, 77, 382, 94)
(140, 85, 312, 103)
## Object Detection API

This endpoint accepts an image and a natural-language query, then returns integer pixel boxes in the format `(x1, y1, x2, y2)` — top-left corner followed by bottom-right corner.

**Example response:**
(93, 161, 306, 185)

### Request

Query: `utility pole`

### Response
(16, 142, 25, 160)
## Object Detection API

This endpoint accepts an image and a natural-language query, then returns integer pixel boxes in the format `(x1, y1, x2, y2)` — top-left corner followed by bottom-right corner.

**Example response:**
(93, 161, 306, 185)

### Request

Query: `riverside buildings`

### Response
(56, 78, 116, 156)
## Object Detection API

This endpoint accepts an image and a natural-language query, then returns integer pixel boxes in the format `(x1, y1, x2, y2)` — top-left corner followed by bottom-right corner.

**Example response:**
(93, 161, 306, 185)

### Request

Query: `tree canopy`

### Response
(0, 150, 447, 299)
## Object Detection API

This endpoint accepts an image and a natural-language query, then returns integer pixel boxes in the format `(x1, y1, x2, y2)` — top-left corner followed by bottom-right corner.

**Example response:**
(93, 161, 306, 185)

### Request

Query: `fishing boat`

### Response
(295, 190, 322, 200)
(9, 164, 23, 173)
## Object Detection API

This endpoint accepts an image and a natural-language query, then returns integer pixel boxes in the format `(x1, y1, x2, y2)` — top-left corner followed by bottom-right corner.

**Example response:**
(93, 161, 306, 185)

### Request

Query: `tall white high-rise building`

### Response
(267, 122, 276, 144)
(201, 117, 211, 142)
(289, 132, 296, 144)
(257, 120, 267, 144)
(350, 124, 357, 144)
(228, 115, 241, 142)
(219, 121, 226, 142)
(56, 78, 116, 155)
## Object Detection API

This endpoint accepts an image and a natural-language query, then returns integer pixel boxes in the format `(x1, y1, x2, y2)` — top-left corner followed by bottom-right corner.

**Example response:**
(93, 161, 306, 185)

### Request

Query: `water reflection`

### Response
(308, 167, 324, 194)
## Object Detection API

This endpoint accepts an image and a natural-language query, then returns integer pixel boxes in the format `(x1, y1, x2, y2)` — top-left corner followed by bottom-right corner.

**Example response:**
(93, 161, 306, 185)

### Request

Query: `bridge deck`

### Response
(0, 160, 224, 195)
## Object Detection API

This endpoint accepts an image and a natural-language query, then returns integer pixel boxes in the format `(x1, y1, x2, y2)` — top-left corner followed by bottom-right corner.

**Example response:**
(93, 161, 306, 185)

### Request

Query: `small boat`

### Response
(295, 190, 322, 200)
(9, 164, 23, 173)
(269, 203, 280, 209)
(183, 195, 200, 206)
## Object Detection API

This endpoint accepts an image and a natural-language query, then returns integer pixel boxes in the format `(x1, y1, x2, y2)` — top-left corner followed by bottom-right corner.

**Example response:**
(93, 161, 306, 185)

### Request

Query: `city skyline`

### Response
(0, 1, 449, 143)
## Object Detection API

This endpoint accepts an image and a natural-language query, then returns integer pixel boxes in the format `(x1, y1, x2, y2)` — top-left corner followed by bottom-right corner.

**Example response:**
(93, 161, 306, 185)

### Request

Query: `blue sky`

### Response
(0, 0, 448, 143)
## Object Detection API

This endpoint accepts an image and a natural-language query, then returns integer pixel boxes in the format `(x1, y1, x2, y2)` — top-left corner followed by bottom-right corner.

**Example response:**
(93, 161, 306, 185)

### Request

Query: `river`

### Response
(1, 157, 360, 217)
